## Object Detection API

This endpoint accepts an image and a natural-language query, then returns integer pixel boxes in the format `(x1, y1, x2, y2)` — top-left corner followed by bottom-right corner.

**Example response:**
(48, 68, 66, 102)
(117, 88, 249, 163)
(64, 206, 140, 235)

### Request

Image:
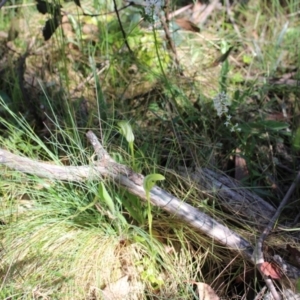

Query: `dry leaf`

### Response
(175, 18, 200, 33)
(196, 282, 220, 300)
(259, 262, 282, 279)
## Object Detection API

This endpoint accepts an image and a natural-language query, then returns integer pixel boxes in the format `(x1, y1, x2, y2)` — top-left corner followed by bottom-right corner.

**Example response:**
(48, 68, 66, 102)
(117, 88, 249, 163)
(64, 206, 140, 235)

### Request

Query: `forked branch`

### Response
(1, 130, 300, 285)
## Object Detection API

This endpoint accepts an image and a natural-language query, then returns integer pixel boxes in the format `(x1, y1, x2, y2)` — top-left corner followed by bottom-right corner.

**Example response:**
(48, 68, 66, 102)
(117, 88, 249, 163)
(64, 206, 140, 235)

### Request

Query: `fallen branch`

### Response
(0, 134, 250, 258)
(254, 170, 300, 300)
(0, 0, 8, 9)
(1, 131, 300, 282)
(179, 167, 276, 226)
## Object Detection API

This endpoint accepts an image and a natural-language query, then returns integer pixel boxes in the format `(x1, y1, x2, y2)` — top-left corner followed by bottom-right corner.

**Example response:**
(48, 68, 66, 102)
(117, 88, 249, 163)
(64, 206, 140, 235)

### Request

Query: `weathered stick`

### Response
(0, 135, 251, 259)
(254, 170, 300, 300)
(0, 0, 8, 9)
(1, 131, 300, 281)
(179, 167, 276, 226)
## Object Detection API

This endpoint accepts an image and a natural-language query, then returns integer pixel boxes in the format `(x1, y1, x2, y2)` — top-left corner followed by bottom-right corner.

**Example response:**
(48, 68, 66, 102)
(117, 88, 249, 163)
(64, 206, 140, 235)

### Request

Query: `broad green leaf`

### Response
(98, 182, 115, 215)
(143, 174, 165, 237)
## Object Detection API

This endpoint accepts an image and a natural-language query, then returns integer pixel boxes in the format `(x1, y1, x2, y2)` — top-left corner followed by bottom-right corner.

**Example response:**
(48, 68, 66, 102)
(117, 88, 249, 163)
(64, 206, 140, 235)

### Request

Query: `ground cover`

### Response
(1, 0, 300, 299)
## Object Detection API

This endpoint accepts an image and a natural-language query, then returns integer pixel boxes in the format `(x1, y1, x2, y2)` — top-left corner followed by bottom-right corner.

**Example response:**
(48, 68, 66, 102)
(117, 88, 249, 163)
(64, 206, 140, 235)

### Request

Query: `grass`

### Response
(1, 0, 300, 298)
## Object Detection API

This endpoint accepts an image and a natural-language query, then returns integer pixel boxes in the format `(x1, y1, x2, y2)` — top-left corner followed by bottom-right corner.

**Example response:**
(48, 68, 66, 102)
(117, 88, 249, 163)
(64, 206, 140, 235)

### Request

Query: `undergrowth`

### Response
(1, 0, 300, 298)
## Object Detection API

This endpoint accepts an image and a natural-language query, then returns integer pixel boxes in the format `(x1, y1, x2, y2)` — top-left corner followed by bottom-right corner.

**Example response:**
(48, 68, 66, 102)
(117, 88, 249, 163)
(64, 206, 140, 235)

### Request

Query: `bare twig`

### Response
(254, 286, 267, 300)
(254, 170, 300, 300)
(0, 0, 8, 9)
(70, 62, 109, 97)
(1, 132, 300, 282)
(167, 3, 193, 19)
(180, 167, 276, 226)
(196, 0, 220, 25)
(224, 0, 242, 40)
(112, 0, 133, 54)
(160, 2, 182, 73)
(0, 140, 253, 260)
(255, 170, 300, 259)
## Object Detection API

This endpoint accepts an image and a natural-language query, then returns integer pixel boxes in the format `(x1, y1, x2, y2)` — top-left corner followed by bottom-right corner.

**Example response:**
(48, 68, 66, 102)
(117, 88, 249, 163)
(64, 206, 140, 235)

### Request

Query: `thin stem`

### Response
(112, 0, 133, 54)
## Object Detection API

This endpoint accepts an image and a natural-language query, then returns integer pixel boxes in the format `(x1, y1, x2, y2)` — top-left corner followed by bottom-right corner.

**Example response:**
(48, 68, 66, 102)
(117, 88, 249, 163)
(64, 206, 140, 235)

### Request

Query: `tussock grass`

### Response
(0, 109, 220, 299)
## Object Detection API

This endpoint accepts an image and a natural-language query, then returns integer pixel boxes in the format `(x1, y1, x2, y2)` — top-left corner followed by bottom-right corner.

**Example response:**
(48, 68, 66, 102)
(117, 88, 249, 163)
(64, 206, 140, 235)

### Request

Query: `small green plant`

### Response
(142, 0, 163, 22)
(143, 174, 165, 237)
(117, 120, 165, 236)
(118, 120, 136, 170)
(97, 182, 128, 227)
(119, 191, 147, 225)
(211, 41, 242, 134)
(97, 182, 116, 215)
(219, 40, 232, 92)
(213, 91, 241, 133)
(117, 120, 147, 226)
(140, 257, 164, 289)
(1, 0, 300, 298)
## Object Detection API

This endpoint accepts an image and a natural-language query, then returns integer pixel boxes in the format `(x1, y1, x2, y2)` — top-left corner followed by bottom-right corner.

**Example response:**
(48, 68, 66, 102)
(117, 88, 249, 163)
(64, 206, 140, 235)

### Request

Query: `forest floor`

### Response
(1, 0, 300, 299)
